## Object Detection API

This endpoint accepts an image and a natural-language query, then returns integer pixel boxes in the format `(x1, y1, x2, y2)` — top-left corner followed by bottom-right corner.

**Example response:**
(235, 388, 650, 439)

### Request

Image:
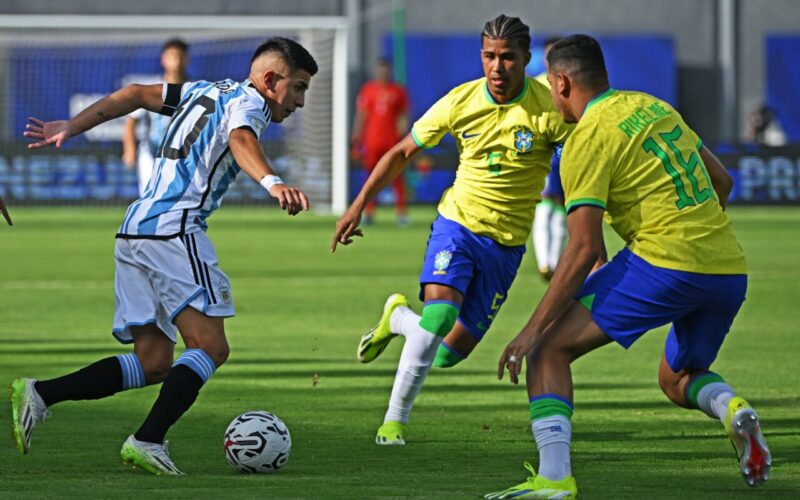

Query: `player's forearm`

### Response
(351, 147, 410, 211)
(69, 85, 159, 138)
(229, 129, 277, 182)
(700, 146, 733, 208)
(523, 239, 599, 339)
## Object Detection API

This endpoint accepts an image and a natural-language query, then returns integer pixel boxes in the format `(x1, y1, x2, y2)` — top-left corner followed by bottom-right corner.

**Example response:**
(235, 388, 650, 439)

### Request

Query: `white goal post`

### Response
(0, 15, 350, 214)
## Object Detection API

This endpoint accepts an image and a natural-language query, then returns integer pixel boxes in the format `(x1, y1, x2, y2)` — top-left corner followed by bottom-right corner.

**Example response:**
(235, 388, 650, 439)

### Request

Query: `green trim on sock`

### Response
(578, 293, 595, 310)
(530, 397, 573, 421)
(552, 204, 567, 214)
(433, 344, 464, 368)
(686, 372, 725, 408)
(419, 303, 459, 337)
(538, 198, 555, 208)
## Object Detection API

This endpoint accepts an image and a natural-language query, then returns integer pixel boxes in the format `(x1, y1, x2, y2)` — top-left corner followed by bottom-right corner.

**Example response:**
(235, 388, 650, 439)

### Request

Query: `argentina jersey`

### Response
(145, 112, 172, 158)
(117, 79, 271, 238)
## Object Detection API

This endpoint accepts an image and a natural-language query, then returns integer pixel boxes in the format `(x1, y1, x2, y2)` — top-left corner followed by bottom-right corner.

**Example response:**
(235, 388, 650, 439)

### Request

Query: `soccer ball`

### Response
(223, 411, 292, 473)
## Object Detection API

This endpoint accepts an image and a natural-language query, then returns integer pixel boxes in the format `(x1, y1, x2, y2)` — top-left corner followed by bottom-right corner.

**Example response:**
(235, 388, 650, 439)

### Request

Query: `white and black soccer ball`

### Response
(223, 411, 292, 473)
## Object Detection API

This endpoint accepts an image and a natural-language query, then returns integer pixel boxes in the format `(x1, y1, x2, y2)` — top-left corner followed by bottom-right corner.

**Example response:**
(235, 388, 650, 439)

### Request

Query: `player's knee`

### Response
(141, 357, 172, 384)
(419, 302, 459, 337)
(207, 341, 230, 367)
(433, 342, 466, 368)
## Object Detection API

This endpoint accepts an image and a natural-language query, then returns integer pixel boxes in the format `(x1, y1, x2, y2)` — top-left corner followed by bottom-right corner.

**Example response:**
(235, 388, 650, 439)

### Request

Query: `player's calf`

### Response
(134, 349, 218, 445)
(433, 341, 466, 368)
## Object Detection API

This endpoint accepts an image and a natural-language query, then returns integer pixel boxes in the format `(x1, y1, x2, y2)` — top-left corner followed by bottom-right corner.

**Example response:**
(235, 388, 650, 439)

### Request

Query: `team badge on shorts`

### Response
(433, 250, 452, 275)
(513, 126, 534, 153)
(219, 285, 232, 304)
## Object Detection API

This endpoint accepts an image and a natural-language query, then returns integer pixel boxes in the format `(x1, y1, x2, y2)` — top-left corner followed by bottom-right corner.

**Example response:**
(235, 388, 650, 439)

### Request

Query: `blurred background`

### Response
(0, 0, 798, 211)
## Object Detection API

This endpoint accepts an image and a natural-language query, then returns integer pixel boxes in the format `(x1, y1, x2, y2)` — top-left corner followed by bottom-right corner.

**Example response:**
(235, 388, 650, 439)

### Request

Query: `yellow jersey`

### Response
(561, 89, 746, 274)
(411, 76, 572, 246)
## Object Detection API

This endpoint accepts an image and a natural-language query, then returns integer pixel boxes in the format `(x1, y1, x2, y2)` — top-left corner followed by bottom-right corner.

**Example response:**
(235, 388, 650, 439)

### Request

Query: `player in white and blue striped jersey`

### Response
(14, 37, 316, 476)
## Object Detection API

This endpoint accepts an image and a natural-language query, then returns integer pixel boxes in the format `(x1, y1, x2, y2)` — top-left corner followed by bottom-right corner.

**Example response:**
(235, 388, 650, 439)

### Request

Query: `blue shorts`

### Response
(419, 215, 525, 340)
(541, 145, 563, 199)
(577, 248, 747, 372)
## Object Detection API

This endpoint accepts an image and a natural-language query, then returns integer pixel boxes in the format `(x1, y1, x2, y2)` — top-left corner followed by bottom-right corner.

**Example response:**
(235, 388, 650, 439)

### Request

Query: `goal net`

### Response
(0, 15, 349, 213)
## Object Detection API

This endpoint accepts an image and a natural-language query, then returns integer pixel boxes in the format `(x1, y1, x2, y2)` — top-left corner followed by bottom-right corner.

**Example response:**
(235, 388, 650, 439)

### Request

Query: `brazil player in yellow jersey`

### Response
(332, 15, 572, 446)
(487, 35, 771, 499)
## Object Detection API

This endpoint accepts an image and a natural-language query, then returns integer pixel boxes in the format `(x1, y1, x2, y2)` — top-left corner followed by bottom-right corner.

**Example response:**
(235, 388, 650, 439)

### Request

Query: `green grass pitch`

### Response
(1, 206, 798, 498)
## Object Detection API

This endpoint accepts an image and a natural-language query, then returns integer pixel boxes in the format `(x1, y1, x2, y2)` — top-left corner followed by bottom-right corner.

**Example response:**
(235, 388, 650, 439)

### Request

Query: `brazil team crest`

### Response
(513, 126, 534, 153)
(433, 250, 452, 275)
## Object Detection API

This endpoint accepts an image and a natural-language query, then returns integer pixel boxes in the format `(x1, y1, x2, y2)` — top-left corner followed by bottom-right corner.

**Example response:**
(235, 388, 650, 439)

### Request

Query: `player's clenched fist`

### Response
(268, 184, 309, 216)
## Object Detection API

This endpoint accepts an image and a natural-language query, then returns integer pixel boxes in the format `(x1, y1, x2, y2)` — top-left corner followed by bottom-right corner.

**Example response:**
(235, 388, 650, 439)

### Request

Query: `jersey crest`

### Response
(513, 126, 534, 153)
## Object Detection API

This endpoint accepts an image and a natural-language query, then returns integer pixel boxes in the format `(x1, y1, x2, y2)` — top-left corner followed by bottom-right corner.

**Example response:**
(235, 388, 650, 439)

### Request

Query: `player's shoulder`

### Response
(524, 76, 558, 110)
(224, 80, 267, 111)
(599, 89, 675, 116)
(533, 72, 551, 88)
(445, 77, 487, 103)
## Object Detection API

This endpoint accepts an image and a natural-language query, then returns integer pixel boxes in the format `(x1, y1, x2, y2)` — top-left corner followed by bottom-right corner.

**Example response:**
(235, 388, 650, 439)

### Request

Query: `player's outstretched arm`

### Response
(699, 146, 734, 209)
(331, 133, 421, 252)
(498, 206, 605, 384)
(229, 128, 309, 216)
(24, 83, 165, 150)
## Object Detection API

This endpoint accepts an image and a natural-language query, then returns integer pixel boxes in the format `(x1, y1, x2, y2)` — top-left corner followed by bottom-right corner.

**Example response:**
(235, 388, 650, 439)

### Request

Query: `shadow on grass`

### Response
(0, 347, 124, 356)
(0, 337, 115, 345)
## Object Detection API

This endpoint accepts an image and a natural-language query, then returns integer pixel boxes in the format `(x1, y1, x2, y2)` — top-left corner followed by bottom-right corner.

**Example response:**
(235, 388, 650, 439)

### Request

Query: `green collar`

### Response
(583, 87, 615, 115)
(484, 77, 528, 105)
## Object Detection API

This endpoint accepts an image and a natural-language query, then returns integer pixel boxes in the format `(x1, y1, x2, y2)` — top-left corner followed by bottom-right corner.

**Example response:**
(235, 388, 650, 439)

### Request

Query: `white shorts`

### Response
(112, 231, 234, 344)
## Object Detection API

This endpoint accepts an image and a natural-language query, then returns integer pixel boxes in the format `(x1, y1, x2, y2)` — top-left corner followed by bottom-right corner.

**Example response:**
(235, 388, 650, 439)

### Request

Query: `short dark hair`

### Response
(546, 34, 608, 89)
(251, 37, 318, 76)
(162, 38, 189, 54)
(542, 37, 561, 51)
(481, 14, 531, 53)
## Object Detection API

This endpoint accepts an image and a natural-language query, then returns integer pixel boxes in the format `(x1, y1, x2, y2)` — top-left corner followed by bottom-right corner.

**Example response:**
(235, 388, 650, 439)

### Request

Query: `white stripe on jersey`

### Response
(118, 79, 271, 238)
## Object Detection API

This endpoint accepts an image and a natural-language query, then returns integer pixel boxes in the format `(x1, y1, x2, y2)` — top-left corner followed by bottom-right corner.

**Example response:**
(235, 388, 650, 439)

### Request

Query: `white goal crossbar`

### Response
(0, 15, 350, 214)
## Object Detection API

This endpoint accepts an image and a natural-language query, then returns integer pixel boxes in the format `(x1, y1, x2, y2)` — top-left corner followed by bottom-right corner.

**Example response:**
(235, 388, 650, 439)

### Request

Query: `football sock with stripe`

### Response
(548, 205, 567, 270)
(686, 371, 735, 424)
(530, 395, 574, 481)
(34, 354, 145, 407)
(384, 301, 459, 423)
(533, 200, 553, 271)
(433, 340, 466, 368)
(135, 349, 216, 444)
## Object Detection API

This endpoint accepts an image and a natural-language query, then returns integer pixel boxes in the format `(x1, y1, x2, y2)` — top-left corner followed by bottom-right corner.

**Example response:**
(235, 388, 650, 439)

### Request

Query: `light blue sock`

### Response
(117, 352, 146, 390)
(173, 348, 217, 383)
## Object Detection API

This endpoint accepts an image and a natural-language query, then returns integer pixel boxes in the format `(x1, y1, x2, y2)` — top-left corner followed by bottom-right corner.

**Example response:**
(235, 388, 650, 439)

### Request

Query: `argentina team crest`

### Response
(513, 126, 534, 153)
(433, 250, 452, 275)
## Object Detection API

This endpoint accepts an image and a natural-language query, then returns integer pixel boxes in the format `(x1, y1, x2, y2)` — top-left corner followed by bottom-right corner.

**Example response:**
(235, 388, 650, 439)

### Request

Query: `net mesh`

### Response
(0, 27, 337, 207)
